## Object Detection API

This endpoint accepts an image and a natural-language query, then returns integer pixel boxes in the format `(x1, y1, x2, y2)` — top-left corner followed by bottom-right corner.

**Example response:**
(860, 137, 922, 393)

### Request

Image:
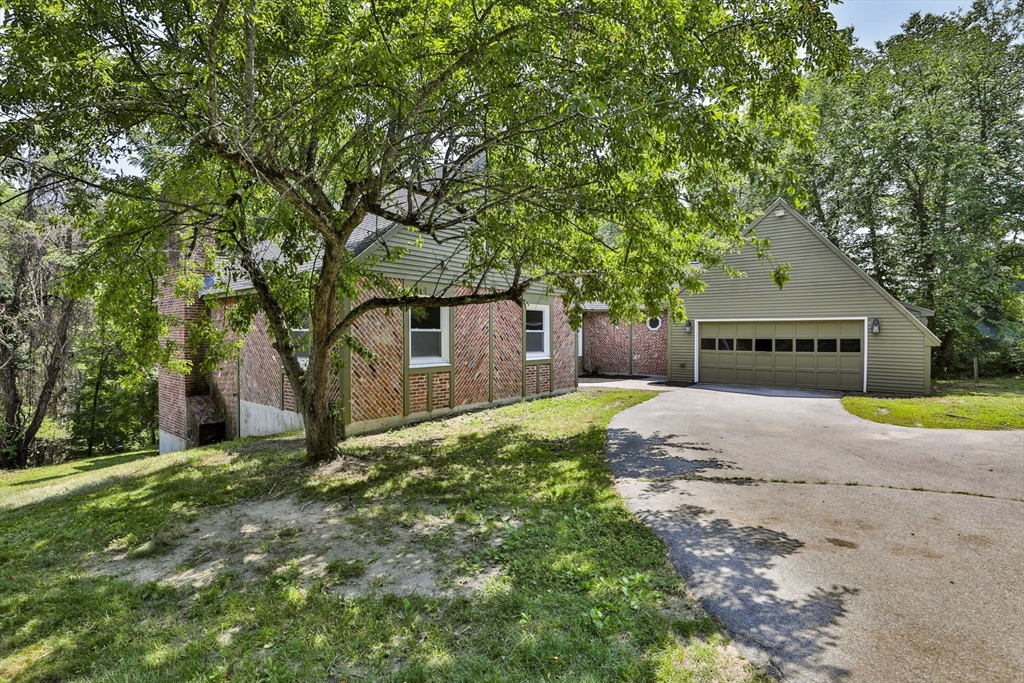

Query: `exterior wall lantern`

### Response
(870, 318, 881, 334)
(682, 320, 693, 334)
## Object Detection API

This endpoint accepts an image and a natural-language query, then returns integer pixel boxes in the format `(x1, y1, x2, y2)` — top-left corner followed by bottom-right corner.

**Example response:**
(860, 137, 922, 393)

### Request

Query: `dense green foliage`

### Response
(0, 185, 78, 467)
(745, 0, 1024, 375)
(0, 390, 768, 682)
(0, 0, 850, 460)
(0, 182, 162, 467)
(66, 333, 159, 457)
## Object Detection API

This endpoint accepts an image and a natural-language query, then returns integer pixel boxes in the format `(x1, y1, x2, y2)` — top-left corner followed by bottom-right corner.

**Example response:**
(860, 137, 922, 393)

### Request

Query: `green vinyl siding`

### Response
(362, 226, 527, 293)
(669, 201, 938, 395)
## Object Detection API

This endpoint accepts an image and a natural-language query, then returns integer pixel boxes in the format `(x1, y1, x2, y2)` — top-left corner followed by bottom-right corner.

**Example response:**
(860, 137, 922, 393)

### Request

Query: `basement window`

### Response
(525, 305, 550, 360)
(409, 305, 449, 367)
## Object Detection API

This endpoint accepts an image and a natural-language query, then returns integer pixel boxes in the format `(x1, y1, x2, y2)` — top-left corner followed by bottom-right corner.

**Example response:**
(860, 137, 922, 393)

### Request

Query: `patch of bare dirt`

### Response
(93, 496, 505, 597)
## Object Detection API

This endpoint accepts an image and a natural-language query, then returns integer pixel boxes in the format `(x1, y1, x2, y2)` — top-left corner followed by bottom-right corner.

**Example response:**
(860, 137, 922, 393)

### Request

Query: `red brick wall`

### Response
(631, 318, 668, 375)
(524, 365, 537, 395)
(551, 297, 577, 390)
(240, 312, 282, 408)
(492, 300, 523, 401)
(162, 279, 579, 441)
(454, 295, 490, 407)
(432, 372, 451, 411)
(156, 277, 209, 441)
(583, 313, 630, 375)
(408, 373, 428, 413)
(208, 297, 341, 434)
(210, 301, 239, 439)
(582, 312, 667, 376)
(349, 284, 405, 423)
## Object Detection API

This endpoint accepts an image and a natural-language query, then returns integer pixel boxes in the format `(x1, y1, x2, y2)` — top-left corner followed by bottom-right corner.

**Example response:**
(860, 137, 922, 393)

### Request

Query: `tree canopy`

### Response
(745, 0, 1024, 372)
(0, 0, 850, 460)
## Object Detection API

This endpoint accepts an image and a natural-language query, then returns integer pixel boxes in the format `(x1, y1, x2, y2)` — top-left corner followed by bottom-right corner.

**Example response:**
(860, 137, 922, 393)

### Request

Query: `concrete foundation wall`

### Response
(159, 430, 189, 454)
(240, 400, 305, 437)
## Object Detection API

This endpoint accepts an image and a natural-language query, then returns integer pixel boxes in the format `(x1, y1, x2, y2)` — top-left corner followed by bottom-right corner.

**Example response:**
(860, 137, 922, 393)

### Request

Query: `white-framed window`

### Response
(525, 304, 550, 360)
(409, 305, 449, 367)
(646, 316, 662, 331)
(292, 314, 311, 369)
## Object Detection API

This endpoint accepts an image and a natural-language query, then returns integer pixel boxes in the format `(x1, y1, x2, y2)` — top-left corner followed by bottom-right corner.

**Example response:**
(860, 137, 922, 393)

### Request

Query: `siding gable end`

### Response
(752, 199, 940, 346)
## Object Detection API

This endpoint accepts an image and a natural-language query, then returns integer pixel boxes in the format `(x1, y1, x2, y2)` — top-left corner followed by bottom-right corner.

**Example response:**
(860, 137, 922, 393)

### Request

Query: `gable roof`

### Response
(202, 212, 401, 296)
(900, 301, 935, 318)
(753, 198, 941, 346)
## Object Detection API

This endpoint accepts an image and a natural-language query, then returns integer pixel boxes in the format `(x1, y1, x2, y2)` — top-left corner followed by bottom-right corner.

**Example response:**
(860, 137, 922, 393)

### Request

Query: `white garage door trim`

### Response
(694, 318, 868, 393)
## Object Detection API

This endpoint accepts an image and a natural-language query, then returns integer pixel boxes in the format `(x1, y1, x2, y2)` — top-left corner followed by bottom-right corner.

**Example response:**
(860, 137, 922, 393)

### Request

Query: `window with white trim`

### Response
(292, 314, 310, 370)
(409, 305, 449, 367)
(646, 316, 662, 331)
(525, 304, 550, 360)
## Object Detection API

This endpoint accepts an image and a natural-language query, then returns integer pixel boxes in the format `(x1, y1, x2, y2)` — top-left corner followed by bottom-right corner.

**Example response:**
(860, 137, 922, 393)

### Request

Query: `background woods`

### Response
(0, 176, 163, 469)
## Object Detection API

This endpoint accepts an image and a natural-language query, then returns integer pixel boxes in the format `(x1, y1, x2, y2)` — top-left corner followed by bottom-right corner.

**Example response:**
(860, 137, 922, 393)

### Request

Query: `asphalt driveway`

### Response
(605, 383, 1024, 683)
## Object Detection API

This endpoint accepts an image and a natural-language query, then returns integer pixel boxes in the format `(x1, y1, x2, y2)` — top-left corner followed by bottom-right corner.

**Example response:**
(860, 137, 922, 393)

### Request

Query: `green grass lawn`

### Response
(0, 447, 181, 510)
(843, 376, 1024, 430)
(0, 390, 766, 683)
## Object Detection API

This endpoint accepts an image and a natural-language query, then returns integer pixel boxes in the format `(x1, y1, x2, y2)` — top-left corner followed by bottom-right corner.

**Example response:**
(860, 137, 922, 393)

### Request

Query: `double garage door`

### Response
(698, 320, 864, 391)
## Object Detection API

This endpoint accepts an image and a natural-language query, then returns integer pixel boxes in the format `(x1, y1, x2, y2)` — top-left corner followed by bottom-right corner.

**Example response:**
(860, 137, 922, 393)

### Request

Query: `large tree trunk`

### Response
(295, 240, 343, 464)
(939, 329, 956, 370)
(16, 297, 76, 468)
(235, 231, 344, 465)
(86, 351, 108, 457)
(301, 388, 337, 465)
(0, 347, 19, 469)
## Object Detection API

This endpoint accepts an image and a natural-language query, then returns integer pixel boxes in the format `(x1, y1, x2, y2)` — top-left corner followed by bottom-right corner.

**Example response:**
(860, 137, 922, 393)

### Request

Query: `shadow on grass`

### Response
(0, 392, 766, 682)
(5, 448, 161, 488)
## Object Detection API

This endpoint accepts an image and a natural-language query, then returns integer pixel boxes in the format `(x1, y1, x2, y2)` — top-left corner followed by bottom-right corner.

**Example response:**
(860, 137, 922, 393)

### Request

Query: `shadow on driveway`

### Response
(608, 427, 857, 681)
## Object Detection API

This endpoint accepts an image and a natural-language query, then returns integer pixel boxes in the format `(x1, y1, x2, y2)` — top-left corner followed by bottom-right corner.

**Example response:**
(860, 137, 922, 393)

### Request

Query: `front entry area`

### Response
(697, 320, 865, 391)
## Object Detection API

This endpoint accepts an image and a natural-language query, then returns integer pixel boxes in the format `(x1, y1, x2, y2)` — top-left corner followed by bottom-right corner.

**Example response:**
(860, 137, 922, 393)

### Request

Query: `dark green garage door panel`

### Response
(698, 321, 864, 391)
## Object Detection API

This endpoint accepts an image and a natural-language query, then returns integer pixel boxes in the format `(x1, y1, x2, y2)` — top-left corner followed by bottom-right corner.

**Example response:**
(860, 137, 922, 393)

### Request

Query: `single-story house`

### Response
(581, 199, 941, 395)
(156, 219, 577, 454)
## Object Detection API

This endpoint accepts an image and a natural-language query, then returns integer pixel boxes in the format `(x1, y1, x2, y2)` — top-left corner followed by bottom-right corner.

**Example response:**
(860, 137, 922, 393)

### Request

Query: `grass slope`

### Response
(843, 377, 1024, 430)
(0, 447, 177, 510)
(0, 390, 766, 683)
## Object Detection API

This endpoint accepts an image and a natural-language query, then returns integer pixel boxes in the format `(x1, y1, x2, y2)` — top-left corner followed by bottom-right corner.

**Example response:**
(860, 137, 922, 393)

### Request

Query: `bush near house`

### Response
(843, 377, 1024, 430)
(0, 390, 768, 683)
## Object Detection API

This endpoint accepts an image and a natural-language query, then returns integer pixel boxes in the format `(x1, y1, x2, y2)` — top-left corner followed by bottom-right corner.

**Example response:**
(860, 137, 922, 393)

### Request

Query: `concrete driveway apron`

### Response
(606, 384, 1024, 683)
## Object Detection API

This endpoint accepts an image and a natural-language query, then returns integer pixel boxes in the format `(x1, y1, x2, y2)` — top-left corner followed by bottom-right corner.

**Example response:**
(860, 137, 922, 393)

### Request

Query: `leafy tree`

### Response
(748, 0, 1024, 373)
(0, 178, 81, 468)
(0, 0, 849, 462)
(0, 174, 165, 468)
(67, 332, 158, 457)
